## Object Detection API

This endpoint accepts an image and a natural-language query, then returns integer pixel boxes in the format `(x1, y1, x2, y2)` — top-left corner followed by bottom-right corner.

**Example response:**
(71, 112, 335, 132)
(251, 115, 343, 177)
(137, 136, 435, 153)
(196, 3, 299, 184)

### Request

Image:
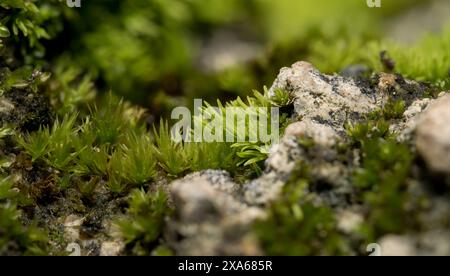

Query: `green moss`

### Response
(151, 88, 292, 177)
(151, 245, 174, 256)
(205, 88, 292, 170)
(368, 100, 406, 121)
(91, 95, 132, 145)
(185, 141, 236, 173)
(14, 91, 157, 194)
(353, 130, 412, 194)
(353, 129, 417, 241)
(0, 176, 48, 255)
(254, 164, 350, 256)
(46, 60, 96, 115)
(0, 176, 16, 200)
(17, 113, 78, 168)
(116, 188, 172, 256)
(0, 203, 48, 255)
(115, 132, 157, 185)
(0, 0, 69, 64)
(152, 120, 190, 177)
(14, 88, 287, 193)
(346, 109, 418, 241)
(0, 0, 50, 47)
(346, 120, 390, 147)
(255, 202, 348, 256)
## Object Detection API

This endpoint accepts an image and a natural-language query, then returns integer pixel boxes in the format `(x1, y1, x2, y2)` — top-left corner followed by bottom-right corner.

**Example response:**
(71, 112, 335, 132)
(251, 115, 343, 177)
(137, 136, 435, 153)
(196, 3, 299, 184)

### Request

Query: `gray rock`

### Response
(63, 214, 83, 242)
(246, 62, 393, 206)
(168, 170, 264, 255)
(100, 240, 125, 256)
(390, 97, 434, 142)
(283, 120, 339, 147)
(336, 209, 364, 234)
(0, 98, 14, 114)
(377, 235, 417, 256)
(378, 230, 450, 256)
(243, 119, 346, 206)
(416, 94, 450, 175)
(269, 61, 387, 134)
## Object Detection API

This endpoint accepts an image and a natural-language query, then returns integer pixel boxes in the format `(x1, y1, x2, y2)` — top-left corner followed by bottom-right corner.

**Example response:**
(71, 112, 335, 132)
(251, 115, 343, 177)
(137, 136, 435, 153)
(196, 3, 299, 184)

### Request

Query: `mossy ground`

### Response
(0, 0, 449, 255)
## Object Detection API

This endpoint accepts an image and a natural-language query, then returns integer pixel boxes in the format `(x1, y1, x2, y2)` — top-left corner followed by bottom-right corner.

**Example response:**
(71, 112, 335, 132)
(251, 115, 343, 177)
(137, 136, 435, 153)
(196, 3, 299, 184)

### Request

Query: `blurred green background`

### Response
(2, 0, 450, 118)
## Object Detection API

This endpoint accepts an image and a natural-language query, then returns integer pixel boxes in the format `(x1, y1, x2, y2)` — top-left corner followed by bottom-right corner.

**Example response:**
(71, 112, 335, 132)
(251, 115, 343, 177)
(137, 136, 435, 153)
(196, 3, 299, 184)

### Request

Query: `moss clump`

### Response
(0, 203, 48, 255)
(0, 176, 48, 255)
(116, 188, 172, 256)
(254, 164, 350, 256)
(346, 102, 426, 243)
(150, 88, 292, 178)
(255, 202, 348, 256)
(368, 99, 406, 121)
(0, 1, 59, 49)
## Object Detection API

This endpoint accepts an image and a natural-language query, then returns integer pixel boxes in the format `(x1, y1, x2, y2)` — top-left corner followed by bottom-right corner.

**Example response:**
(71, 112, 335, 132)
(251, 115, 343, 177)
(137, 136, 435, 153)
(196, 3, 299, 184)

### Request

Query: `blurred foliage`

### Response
(311, 28, 450, 89)
(55, 0, 259, 105)
(3, 1, 439, 108)
(0, 0, 72, 65)
(2, 0, 447, 113)
(0, 176, 48, 255)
